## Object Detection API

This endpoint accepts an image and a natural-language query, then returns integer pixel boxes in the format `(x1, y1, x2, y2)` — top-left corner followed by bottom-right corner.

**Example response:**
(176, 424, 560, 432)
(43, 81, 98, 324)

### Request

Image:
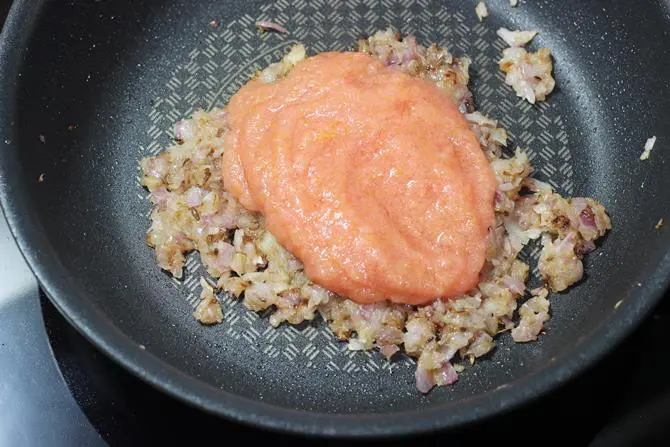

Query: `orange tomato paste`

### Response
(222, 51, 495, 305)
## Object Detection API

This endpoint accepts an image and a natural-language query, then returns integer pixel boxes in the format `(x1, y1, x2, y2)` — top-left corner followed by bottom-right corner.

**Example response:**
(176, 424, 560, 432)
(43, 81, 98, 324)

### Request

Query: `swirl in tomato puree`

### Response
(222, 52, 495, 305)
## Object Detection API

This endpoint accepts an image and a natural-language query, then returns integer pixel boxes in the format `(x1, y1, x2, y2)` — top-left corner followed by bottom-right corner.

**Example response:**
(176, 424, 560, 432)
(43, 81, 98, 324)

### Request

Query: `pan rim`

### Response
(0, 0, 669, 438)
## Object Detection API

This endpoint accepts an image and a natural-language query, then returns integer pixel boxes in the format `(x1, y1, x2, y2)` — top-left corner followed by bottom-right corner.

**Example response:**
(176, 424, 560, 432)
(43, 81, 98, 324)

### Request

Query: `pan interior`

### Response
(6, 0, 670, 418)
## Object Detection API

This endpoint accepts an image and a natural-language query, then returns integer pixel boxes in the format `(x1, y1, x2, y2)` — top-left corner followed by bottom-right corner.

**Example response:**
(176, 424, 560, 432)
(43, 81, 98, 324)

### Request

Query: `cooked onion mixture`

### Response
(496, 27, 555, 104)
(140, 29, 610, 394)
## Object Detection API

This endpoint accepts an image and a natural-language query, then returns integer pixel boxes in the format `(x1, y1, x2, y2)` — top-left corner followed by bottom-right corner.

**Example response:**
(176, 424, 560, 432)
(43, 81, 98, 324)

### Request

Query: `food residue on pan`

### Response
(39, 134, 46, 144)
(38, 173, 45, 183)
(640, 136, 656, 160)
(656, 218, 664, 230)
(140, 28, 610, 394)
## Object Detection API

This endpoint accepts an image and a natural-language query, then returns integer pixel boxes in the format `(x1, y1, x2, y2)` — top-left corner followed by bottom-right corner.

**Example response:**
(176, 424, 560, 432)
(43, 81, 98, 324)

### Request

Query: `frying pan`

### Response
(1, 0, 669, 437)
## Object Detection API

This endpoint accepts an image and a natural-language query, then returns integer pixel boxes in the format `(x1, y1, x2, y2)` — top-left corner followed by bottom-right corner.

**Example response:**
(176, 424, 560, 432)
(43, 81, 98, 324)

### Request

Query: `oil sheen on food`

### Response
(222, 52, 496, 305)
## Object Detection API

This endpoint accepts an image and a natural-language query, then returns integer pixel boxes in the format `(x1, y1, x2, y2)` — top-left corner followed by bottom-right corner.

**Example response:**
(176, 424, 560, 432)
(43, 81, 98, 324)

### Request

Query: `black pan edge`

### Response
(0, 0, 669, 438)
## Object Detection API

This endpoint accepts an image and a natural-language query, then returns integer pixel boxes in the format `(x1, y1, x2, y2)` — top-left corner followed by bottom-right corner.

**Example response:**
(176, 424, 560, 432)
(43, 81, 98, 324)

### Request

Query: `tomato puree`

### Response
(222, 51, 495, 305)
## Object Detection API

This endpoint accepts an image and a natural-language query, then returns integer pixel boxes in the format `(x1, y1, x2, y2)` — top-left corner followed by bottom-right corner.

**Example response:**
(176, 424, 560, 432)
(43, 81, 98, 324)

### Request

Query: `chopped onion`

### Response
(379, 344, 400, 359)
(213, 241, 235, 271)
(465, 111, 497, 127)
(503, 275, 525, 295)
(174, 119, 195, 142)
(244, 282, 275, 305)
(494, 190, 504, 206)
(435, 362, 459, 386)
(499, 47, 555, 104)
(193, 278, 223, 325)
(150, 186, 170, 206)
(185, 186, 203, 207)
(475, 1, 488, 21)
(347, 338, 365, 351)
(511, 288, 549, 342)
(640, 136, 656, 160)
(280, 290, 302, 305)
(504, 218, 532, 253)
(147, 157, 168, 178)
(387, 36, 418, 66)
(497, 28, 537, 48)
(523, 178, 553, 194)
(255, 20, 288, 34)
(578, 205, 597, 229)
(578, 240, 596, 256)
(404, 318, 434, 355)
(415, 366, 436, 394)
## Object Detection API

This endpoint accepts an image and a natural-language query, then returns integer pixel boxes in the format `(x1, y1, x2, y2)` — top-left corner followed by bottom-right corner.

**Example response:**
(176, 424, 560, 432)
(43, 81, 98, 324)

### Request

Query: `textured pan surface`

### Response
(0, 0, 669, 436)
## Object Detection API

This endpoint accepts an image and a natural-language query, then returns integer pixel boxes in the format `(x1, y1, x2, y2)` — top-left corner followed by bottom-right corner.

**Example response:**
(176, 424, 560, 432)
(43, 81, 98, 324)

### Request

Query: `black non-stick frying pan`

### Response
(1, 0, 669, 437)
